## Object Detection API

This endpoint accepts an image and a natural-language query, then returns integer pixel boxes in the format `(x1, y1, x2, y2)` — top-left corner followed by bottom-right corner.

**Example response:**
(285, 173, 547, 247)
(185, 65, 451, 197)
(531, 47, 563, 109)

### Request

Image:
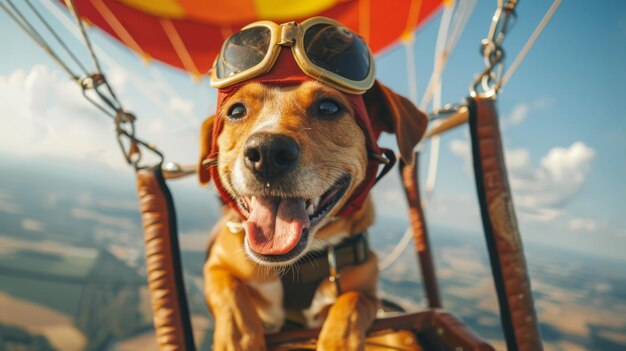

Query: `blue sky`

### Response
(1, 1, 625, 261)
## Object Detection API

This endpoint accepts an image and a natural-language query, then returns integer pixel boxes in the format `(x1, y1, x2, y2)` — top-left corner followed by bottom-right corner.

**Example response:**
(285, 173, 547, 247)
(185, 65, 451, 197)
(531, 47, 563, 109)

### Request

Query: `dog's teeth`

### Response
(312, 197, 320, 207)
(307, 204, 315, 216)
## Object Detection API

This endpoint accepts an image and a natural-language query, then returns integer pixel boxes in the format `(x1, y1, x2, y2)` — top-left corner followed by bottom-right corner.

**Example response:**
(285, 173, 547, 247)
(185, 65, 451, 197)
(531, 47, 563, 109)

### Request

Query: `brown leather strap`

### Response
(136, 166, 195, 351)
(267, 311, 431, 348)
(468, 97, 543, 351)
(431, 311, 495, 351)
(400, 155, 441, 308)
(281, 233, 369, 309)
(268, 310, 494, 350)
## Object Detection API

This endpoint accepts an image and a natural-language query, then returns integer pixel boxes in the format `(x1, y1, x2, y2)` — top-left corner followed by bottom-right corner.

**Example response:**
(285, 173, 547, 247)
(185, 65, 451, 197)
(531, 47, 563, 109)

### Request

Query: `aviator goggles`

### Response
(210, 17, 376, 95)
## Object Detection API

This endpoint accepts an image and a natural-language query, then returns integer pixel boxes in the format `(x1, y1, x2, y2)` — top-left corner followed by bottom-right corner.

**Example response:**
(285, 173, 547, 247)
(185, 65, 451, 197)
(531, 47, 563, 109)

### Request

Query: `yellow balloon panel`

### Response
(115, 0, 337, 24)
(117, 0, 186, 19)
(253, 0, 337, 21)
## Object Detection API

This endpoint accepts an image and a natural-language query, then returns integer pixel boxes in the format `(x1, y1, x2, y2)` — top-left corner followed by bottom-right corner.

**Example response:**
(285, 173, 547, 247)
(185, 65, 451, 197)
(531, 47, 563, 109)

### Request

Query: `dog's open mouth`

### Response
(239, 175, 350, 262)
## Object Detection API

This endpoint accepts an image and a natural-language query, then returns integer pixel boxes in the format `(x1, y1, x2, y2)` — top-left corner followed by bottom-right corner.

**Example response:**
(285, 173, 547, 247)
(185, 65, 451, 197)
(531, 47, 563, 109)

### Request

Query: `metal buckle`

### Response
(327, 245, 342, 294)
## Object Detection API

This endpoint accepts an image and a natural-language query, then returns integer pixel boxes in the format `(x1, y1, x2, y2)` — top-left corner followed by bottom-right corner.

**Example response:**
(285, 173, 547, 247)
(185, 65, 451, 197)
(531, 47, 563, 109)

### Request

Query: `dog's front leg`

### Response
(317, 290, 378, 351)
(205, 267, 266, 351)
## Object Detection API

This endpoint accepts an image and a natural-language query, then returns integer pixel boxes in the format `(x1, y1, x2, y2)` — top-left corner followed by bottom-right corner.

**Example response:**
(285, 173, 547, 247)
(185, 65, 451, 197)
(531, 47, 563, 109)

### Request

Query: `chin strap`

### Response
(372, 148, 397, 184)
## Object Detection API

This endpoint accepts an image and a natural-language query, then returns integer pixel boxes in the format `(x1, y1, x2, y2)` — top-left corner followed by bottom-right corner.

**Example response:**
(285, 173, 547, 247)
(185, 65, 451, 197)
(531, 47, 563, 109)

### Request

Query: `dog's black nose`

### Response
(244, 133, 300, 180)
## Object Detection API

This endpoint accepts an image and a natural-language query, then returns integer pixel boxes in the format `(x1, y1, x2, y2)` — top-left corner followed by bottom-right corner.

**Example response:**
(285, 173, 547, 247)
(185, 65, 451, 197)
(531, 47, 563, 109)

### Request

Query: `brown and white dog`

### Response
(199, 49, 427, 350)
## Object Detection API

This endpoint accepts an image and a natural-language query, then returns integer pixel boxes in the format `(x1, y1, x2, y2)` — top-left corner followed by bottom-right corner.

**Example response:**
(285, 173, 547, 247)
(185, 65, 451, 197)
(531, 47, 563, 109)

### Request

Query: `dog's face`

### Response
(217, 81, 368, 265)
(200, 79, 428, 267)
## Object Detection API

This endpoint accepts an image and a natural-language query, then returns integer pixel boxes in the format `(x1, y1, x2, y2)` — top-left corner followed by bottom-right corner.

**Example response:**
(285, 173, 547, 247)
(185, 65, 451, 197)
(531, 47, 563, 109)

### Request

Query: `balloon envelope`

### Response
(63, 0, 443, 75)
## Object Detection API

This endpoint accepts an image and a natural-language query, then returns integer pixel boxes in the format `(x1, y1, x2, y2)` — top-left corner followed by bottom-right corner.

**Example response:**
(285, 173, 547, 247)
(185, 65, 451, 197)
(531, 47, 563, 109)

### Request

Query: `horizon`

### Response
(2, 1, 624, 262)
(1, 1, 625, 350)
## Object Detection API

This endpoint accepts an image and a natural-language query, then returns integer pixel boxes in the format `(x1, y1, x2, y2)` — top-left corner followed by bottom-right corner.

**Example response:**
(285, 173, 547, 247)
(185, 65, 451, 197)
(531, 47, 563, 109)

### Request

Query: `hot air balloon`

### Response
(1, 0, 562, 349)
(60, 0, 444, 76)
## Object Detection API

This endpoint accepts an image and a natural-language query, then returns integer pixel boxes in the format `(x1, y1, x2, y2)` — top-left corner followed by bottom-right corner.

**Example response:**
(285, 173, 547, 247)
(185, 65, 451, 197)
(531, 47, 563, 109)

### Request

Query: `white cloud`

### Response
(168, 96, 195, 118)
(107, 66, 128, 95)
(21, 218, 44, 232)
(449, 139, 595, 221)
(0, 64, 204, 171)
(616, 228, 626, 238)
(568, 218, 598, 232)
(0, 65, 126, 168)
(504, 103, 530, 127)
(449, 138, 472, 171)
(427, 192, 482, 231)
(513, 142, 595, 214)
(501, 97, 553, 129)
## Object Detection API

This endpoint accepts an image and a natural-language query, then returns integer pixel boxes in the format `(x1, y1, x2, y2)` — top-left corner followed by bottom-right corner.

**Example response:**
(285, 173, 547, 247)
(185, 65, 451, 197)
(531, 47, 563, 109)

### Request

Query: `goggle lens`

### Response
(215, 26, 272, 79)
(303, 23, 371, 81)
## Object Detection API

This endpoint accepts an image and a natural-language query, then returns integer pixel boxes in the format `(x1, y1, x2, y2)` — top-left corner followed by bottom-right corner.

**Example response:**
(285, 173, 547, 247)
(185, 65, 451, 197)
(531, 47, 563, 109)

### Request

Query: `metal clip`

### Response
(369, 151, 390, 165)
(201, 157, 218, 168)
(470, 0, 518, 97)
(327, 246, 342, 294)
(79, 73, 105, 90)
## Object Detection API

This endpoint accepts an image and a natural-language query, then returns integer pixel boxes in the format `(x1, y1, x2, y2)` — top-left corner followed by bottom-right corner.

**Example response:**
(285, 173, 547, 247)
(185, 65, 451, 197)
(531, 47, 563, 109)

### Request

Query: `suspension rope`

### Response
(0, 0, 79, 80)
(500, 0, 561, 88)
(419, 0, 455, 111)
(384, 0, 559, 271)
(64, 0, 122, 110)
(379, 0, 477, 271)
(403, 35, 419, 107)
(445, 0, 477, 55)
(424, 0, 476, 202)
(2, 0, 164, 168)
(378, 227, 414, 271)
(39, 0, 197, 131)
(23, 0, 90, 75)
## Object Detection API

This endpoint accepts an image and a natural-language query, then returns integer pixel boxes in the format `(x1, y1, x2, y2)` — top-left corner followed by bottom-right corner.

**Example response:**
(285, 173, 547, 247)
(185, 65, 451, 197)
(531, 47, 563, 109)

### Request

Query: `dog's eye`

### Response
(318, 100, 341, 117)
(227, 103, 247, 119)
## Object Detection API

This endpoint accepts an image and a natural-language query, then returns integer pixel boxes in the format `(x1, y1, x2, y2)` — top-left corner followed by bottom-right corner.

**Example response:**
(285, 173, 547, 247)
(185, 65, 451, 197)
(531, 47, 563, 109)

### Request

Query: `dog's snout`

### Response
(244, 133, 300, 179)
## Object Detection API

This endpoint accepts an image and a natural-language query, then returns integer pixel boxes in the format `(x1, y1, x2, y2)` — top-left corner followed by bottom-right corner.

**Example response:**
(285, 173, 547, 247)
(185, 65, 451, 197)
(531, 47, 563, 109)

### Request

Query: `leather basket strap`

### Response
(268, 310, 495, 351)
(136, 166, 195, 351)
(431, 311, 495, 351)
(399, 155, 441, 308)
(468, 97, 543, 351)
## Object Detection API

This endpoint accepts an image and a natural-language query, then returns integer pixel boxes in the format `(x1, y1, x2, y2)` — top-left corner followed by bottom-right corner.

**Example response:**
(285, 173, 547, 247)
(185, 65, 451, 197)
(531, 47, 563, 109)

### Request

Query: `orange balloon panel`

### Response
(64, 0, 443, 75)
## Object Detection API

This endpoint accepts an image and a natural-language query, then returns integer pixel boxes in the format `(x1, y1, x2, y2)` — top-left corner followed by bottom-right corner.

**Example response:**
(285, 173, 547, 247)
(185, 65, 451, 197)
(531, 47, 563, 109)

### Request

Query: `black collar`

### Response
(281, 232, 369, 309)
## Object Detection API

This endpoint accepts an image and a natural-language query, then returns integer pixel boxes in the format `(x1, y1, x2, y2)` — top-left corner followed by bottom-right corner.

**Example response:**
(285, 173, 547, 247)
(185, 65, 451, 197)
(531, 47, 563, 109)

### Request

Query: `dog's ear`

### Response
(198, 115, 216, 186)
(363, 80, 428, 163)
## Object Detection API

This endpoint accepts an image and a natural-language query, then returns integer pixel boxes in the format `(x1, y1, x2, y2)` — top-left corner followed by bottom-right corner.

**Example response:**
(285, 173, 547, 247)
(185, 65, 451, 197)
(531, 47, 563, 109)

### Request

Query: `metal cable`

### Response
(500, 0, 562, 88)
(379, 0, 476, 271)
(0, 0, 79, 80)
(24, 0, 90, 75)
(2, 0, 164, 168)
(404, 36, 419, 107)
(64, 0, 122, 110)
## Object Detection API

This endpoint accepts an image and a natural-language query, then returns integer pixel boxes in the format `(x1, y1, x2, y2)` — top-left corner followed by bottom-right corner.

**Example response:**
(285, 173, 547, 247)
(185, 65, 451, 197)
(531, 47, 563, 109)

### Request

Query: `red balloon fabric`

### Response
(63, 0, 443, 75)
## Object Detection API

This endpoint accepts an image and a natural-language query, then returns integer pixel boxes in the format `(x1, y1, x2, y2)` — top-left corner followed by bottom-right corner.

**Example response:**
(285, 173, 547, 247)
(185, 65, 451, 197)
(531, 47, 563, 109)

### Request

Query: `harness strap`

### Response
(373, 147, 397, 184)
(136, 166, 195, 351)
(281, 232, 369, 309)
(399, 154, 441, 309)
(468, 96, 542, 351)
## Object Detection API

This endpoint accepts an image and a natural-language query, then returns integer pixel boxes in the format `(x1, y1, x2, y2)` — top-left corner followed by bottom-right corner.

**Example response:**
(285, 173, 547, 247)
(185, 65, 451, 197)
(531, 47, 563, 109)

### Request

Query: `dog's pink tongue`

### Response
(244, 196, 309, 255)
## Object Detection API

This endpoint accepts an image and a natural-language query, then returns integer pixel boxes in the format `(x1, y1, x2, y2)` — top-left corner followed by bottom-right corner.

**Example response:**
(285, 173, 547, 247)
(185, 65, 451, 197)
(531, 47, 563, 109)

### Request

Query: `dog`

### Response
(198, 23, 427, 351)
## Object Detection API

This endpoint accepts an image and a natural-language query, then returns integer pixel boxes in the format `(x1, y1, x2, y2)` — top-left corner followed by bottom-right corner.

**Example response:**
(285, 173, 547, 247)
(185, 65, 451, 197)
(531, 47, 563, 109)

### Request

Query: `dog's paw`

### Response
(316, 291, 377, 351)
(213, 312, 267, 351)
(317, 326, 365, 351)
